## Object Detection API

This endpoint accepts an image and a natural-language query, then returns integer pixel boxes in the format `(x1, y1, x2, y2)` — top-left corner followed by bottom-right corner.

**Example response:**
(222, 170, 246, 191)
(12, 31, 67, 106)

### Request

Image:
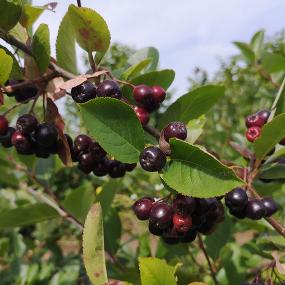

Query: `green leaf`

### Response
(82, 203, 108, 285)
(122, 69, 175, 101)
(128, 47, 159, 71)
(254, 114, 285, 160)
(68, 4, 111, 52)
(0, 203, 58, 229)
(19, 4, 45, 28)
(259, 164, 285, 179)
(32, 24, 50, 73)
(63, 184, 95, 223)
(139, 257, 177, 285)
(233, 41, 255, 63)
(56, 12, 77, 74)
(121, 58, 152, 80)
(0, 0, 23, 31)
(158, 85, 225, 129)
(79, 98, 145, 163)
(250, 30, 264, 57)
(0, 48, 13, 84)
(186, 116, 206, 144)
(162, 139, 241, 198)
(261, 52, 285, 74)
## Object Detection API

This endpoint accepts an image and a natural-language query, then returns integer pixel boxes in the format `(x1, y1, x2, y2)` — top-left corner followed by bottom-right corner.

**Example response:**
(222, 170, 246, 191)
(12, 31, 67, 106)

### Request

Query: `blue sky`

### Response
(34, 0, 284, 96)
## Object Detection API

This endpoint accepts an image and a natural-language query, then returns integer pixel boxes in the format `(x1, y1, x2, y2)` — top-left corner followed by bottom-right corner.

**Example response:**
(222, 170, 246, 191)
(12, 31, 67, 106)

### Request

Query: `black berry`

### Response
(16, 114, 38, 134)
(225, 188, 248, 210)
(71, 81, 96, 103)
(180, 229, 197, 243)
(148, 220, 164, 236)
(11, 131, 34, 155)
(78, 152, 96, 174)
(93, 158, 111, 177)
(74, 134, 92, 153)
(97, 80, 122, 99)
(0, 127, 15, 148)
(125, 163, 137, 172)
(173, 194, 196, 215)
(261, 197, 278, 217)
(246, 199, 266, 220)
(88, 141, 106, 161)
(149, 202, 173, 229)
(109, 160, 126, 178)
(163, 121, 187, 142)
(132, 197, 155, 220)
(35, 123, 58, 147)
(139, 146, 166, 172)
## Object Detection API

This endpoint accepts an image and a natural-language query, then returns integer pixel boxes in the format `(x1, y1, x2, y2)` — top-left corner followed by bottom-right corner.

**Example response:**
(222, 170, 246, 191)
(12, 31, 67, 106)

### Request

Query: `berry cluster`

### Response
(132, 85, 166, 125)
(68, 133, 136, 177)
(225, 188, 278, 220)
(138, 121, 187, 172)
(245, 110, 270, 142)
(0, 114, 60, 157)
(5, 80, 38, 103)
(132, 194, 225, 245)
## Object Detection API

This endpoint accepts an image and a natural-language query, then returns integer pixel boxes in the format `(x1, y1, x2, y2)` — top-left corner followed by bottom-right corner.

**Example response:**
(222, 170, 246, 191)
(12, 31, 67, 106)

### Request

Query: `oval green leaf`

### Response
(158, 85, 225, 129)
(79, 98, 145, 163)
(83, 203, 108, 285)
(162, 139, 242, 198)
(261, 52, 285, 74)
(0, 48, 13, 84)
(32, 23, 50, 73)
(0, 0, 22, 31)
(254, 114, 285, 160)
(68, 4, 110, 52)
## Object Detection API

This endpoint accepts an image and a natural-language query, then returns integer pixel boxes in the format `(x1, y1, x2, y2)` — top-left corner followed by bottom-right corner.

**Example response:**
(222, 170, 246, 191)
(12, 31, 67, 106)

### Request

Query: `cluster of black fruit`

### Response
(5, 80, 38, 103)
(225, 187, 278, 220)
(0, 114, 59, 157)
(132, 194, 225, 245)
(138, 121, 188, 173)
(68, 133, 136, 178)
(70, 79, 166, 126)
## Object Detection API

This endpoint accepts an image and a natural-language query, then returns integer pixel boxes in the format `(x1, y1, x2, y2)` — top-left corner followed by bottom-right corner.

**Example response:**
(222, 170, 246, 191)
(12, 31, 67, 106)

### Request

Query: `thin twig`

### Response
(2, 102, 22, 116)
(198, 234, 219, 285)
(143, 125, 160, 140)
(88, 51, 97, 72)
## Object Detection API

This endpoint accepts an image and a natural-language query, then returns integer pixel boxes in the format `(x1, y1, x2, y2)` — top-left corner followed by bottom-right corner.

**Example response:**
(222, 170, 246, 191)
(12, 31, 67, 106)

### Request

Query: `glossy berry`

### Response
(197, 220, 217, 235)
(93, 158, 112, 177)
(246, 199, 266, 220)
(11, 131, 33, 154)
(133, 85, 154, 105)
(88, 141, 106, 161)
(139, 146, 166, 172)
(78, 152, 96, 174)
(16, 114, 38, 134)
(173, 194, 196, 215)
(173, 213, 192, 233)
(97, 80, 122, 99)
(261, 197, 278, 217)
(0, 127, 15, 148)
(257, 109, 270, 123)
(148, 220, 164, 236)
(132, 197, 155, 220)
(180, 229, 197, 243)
(163, 121, 187, 142)
(152, 86, 166, 103)
(195, 198, 219, 215)
(162, 227, 180, 245)
(74, 135, 92, 153)
(246, 126, 261, 142)
(149, 202, 173, 229)
(245, 113, 265, 128)
(133, 106, 150, 125)
(109, 160, 126, 178)
(0, 115, 8, 135)
(229, 207, 246, 219)
(35, 123, 58, 147)
(225, 188, 248, 210)
(71, 81, 96, 103)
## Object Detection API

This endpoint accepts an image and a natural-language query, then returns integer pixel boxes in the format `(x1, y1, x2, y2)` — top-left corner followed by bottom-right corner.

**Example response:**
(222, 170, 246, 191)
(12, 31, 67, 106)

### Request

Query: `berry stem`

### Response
(88, 51, 97, 72)
(143, 124, 160, 140)
(197, 234, 219, 285)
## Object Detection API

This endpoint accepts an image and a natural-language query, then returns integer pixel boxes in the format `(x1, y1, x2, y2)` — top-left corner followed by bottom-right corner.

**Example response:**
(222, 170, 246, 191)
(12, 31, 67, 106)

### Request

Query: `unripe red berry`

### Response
(246, 126, 261, 142)
(152, 86, 166, 104)
(245, 114, 264, 128)
(133, 106, 150, 125)
(173, 213, 192, 233)
(0, 115, 8, 135)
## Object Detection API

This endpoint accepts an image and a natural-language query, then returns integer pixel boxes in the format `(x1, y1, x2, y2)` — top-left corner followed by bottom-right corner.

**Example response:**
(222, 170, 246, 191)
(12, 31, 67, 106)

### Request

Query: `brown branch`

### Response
(143, 124, 160, 140)
(198, 234, 219, 285)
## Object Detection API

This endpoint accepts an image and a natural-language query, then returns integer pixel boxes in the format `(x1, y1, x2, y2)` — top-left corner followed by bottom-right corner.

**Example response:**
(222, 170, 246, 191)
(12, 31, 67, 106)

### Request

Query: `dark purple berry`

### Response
(261, 197, 278, 217)
(88, 141, 106, 161)
(246, 199, 266, 220)
(149, 202, 173, 229)
(173, 194, 196, 215)
(35, 123, 58, 148)
(71, 81, 96, 103)
(229, 207, 246, 219)
(0, 127, 15, 148)
(11, 131, 34, 155)
(148, 220, 164, 236)
(133, 85, 154, 105)
(132, 197, 155, 220)
(97, 80, 122, 99)
(245, 113, 265, 128)
(74, 134, 92, 153)
(125, 163, 137, 172)
(78, 152, 96, 174)
(257, 109, 270, 124)
(93, 158, 112, 177)
(162, 227, 180, 245)
(16, 114, 38, 134)
(139, 146, 166, 172)
(180, 229, 197, 243)
(163, 122, 187, 142)
(109, 160, 126, 178)
(152, 86, 166, 104)
(0, 115, 8, 135)
(225, 188, 248, 210)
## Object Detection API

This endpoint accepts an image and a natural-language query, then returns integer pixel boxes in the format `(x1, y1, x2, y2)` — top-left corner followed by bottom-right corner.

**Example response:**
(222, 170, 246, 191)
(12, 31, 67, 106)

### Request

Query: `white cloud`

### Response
(33, 0, 284, 95)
